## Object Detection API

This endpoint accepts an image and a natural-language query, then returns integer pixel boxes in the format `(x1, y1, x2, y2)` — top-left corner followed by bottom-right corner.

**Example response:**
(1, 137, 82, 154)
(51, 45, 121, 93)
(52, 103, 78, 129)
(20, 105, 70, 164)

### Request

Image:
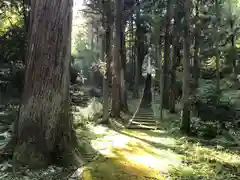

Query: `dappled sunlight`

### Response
(188, 143, 240, 165)
(85, 127, 183, 179)
(122, 129, 179, 147)
(75, 121, 240, 179)
(90, 134, 133, 158)
(83, 157, 165, 180)
(114, 142, 182, 173)
(167, 139, 240, 178)
(91, 124, 110, 135)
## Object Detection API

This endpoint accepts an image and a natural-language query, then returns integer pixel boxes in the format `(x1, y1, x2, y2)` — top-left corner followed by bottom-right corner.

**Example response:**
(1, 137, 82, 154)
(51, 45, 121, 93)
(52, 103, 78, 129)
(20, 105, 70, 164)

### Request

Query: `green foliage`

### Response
(191, 117, 221, 139)
(0, 1, 25, 64)
(72, 10, 97, 73)
(0, 28, 26, 63)
(0, 0, 24, 33)
(194, 81, 235, 129)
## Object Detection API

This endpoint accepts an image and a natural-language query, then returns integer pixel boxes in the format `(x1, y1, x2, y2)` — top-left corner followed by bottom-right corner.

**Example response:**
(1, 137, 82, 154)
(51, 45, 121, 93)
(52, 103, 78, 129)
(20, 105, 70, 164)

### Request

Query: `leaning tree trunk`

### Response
(13, 0, 75, 168)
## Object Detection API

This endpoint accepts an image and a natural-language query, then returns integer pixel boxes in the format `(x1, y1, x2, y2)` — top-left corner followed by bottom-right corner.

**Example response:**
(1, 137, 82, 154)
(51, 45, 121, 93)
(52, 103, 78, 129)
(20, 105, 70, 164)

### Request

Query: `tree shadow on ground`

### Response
(110, 116, 240, 180)
(1, 99, 239, 180)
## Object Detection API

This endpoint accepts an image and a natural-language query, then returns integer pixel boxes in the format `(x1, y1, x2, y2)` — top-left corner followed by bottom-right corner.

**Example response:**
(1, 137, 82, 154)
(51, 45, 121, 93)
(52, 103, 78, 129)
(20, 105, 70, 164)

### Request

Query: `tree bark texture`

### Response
(111, 0, 122, 117)
(102, 2, 112, 123)
(141, 74, 152, 107)
(163, 0, 175, 109)
(193, 0, 200, 88)
(120, 23, 128, 112)
(14, 0, 74, 167)
(215, 0, 220, 92)
(169, 0, 181, 113)
(133, 0, 140, 98)
(181, 0, 191, 134)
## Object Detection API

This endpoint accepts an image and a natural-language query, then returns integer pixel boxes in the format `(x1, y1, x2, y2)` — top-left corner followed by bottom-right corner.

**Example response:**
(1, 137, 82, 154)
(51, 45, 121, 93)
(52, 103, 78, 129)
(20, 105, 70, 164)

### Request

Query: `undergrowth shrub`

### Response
(191, 118, 220, 139)
(193, 80, 235, 138)
(0, 28, 26, 64)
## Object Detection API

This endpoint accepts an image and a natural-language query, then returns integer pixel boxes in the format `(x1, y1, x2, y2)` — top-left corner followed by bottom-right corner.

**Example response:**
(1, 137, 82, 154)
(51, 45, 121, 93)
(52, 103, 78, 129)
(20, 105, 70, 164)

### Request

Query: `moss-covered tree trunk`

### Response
(14, 0, 75, 167)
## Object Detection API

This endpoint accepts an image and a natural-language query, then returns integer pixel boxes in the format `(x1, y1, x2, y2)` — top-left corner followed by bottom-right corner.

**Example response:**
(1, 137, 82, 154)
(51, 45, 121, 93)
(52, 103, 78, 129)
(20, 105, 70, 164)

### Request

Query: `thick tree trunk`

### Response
(163, 0, 174, 109)
(101, 34, 109, 123)
(215, 0, 220, 92)
(14, 0, 75, 168)
(23, 0, 31, 33)
(133, 0, 140, 98)
(120, 24, 128, 112)
(158, 42, 164, 121)
(180, 0, 191, 134)
(142, 74, 152, 107)
(102, 15, 112, 123)
(90, 21, 95, 85)
(111, 0, 122, 117)
(169, 0, 181, 113)
(230, 19, 237, 74)
(193, 0, 200, 88)
(130, 15, 136, 96)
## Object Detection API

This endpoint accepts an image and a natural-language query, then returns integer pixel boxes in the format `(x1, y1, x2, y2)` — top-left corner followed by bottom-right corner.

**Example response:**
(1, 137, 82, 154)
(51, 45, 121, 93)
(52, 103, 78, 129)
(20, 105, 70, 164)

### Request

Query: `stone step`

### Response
(138, 108, 152, 112)
(135, 113, 154, 116)
(133, 116, 154, 120)
(132, 119, 155, 123)
(128, 124, 158, 130)
(131, 121, 156, 126)
(137, 111, 154, 115)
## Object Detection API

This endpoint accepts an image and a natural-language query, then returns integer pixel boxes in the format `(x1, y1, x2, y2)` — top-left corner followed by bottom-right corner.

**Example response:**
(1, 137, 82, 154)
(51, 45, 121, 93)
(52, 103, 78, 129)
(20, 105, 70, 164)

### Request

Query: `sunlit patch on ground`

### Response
(73, 105, 240, 180)
(77, 123, 240, 180)
(82, 126, 183, 179)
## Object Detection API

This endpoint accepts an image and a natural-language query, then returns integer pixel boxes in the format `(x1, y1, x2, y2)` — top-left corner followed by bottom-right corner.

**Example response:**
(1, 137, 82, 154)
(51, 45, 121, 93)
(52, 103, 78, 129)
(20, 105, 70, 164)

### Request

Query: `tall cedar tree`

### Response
(112, 0, 122, 117)
(102, 0, 112, 123)
(180, 0, 191, 134)
(13, 0, 76, 167)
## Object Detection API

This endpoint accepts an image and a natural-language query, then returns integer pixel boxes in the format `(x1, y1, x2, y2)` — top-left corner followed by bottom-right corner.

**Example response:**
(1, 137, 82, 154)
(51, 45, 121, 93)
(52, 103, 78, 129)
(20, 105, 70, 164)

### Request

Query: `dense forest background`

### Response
(0, 0, 240, 179)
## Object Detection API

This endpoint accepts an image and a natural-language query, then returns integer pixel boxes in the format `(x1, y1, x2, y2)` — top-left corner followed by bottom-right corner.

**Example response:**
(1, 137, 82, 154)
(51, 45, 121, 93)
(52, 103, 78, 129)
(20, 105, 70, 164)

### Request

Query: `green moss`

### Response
(82, 157, 163, 180)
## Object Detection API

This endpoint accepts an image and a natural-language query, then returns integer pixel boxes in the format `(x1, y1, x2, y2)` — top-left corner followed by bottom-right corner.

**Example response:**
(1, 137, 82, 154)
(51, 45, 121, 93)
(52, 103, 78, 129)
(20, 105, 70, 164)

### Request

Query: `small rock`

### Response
(69, 167, 86, 180)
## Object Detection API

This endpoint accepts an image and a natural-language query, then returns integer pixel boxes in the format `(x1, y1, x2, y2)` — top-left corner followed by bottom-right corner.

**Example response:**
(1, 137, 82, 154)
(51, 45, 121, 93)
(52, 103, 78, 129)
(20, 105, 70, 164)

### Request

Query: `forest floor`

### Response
(1, 85, 240, 179)
(75, 115, 240, 180)
(1, 110, 240, 180)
